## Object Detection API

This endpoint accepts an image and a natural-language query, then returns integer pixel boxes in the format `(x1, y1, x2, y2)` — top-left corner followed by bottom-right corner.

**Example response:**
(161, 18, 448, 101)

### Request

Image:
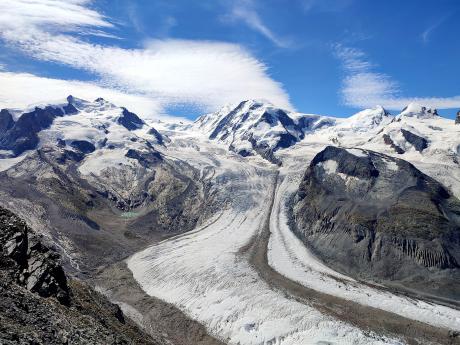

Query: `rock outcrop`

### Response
(292, 146, 460, 301)
(0, 109, 14, 134)
(382, 134, 405, 154)
(118, 107, 145, 130)
(0, 206, 163, 345)
(1, 208, 70, 305)
(400, 129, 428, 152)
(456, 110, 460, 124)
(70, 140, 96, 154)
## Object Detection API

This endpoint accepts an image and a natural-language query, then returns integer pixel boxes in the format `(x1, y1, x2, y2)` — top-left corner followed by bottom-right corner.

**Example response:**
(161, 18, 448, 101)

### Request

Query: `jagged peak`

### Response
(349, 105, 391, 120)
(399, 102, 438, 119)
(342, 105, 393, 131)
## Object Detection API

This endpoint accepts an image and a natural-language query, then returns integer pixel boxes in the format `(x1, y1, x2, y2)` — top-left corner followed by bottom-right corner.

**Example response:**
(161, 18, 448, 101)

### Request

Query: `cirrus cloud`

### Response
(0, 0, 293, 117)
(335, 44, 460, 110)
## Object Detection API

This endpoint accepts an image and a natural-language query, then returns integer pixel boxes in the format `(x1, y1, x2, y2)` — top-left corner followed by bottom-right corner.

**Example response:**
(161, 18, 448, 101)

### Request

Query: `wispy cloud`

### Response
(335, 44, 460, 110)
(420, 15, 449, 44)
(223, 0, 292, 48)
(0, 0, 292, 116)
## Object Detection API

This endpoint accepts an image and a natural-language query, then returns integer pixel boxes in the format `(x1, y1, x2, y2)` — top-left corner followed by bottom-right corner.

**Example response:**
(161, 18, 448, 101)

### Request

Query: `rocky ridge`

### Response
(292, 146, 460, 301)
(0, 206, 164, 345)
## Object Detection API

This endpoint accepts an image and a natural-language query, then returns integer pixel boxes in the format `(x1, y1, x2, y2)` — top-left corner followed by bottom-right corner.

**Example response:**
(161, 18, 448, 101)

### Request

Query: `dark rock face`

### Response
(70, 140, 96, 154)
(0, 106, 63, 156)
(292, 146, 460, 300)
(63, 102, 78, 115)
(246, 136, 283, 165)
(205, 101, 308, 163)
(297, 115, 334, 132)
(125, 148, 162, 168)
(0, 109, 14, 134)
(0, 207, 163, 345)
(63, 95, 79, 115)
(456, 110, 460, 125)
(0, 207, 70, 305)
(147, 127, 164, 145)
(0, 98, 78, 157)
(401, 129, 428, 152)
(383, 134, 405, 154)
(118, 108, 144, 130)
(209, 101, 250, 140)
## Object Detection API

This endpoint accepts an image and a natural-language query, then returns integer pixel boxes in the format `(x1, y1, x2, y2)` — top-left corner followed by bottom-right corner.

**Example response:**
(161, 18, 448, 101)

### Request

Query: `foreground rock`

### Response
(292, 146, 460, 302)
(0, 206, 164, 345)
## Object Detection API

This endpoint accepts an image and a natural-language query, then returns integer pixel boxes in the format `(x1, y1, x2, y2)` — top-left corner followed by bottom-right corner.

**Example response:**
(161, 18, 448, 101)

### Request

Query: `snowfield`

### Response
(127, 131, 403, 345)
(2, 97, 459, 344)
(126, 102, 460, 344)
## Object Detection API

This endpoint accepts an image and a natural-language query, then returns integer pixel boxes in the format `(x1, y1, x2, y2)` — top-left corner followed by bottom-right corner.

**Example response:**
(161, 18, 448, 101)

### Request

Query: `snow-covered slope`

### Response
(1, 96, 460, 345)
(128, 118, 460, 345)
(197, 100, 459, 193)
(196, 101, 396, 163)
(399, 102, 438, 119)
(195, 100, 335, 164)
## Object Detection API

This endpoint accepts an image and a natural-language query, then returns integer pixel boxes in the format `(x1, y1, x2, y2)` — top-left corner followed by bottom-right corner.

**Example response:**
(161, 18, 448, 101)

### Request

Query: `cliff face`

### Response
(456, 110, 460, 124)
(292, 146, 460, 301)
(0, 206, 163, 345)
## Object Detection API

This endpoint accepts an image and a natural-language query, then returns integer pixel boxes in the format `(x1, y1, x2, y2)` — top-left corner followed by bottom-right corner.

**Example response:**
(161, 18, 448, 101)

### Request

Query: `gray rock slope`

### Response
(0, 146, 204, 274)
(0, 98, 205, 274)
(292, 146, 460, 302)
(0, 206, 163, 345)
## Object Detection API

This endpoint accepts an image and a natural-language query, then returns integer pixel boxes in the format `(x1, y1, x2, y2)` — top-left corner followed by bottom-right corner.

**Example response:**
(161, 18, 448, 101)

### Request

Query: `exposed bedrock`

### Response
(0, 206, 164, 345)
(292, 146, 460, 301)
(0, 146, 205, 274)
(401, 129, 428, 152)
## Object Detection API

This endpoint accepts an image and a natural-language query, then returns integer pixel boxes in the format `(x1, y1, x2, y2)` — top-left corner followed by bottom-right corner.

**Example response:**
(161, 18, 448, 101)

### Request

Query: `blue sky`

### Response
(0, 0, 459, 120)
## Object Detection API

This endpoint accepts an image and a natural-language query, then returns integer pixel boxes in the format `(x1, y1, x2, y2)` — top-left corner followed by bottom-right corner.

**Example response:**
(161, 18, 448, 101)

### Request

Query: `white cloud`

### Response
(335, 44, 460, 110)
(0, 71, 173, 120)
(0, 0, 112, 32)
(0, 0, 292, 115)
(420, 16, 449, 44)
(223, 0, 292, 48)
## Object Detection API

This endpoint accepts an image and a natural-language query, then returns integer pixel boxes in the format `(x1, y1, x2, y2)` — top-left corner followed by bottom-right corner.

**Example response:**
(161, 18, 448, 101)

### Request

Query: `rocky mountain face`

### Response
(0, 96, 460, 343)
(399, 103, 438, 119)
(0, 97, 206, 274)
(292, 146, 460, 301)
(195, 100, 332, 164)
(0, 206, 164, 345)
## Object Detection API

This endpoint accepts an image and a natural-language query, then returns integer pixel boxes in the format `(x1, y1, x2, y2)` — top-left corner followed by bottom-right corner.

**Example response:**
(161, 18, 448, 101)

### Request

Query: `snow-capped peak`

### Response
(345, 105, 392, 130)
(0, 96, 165, 161)
(399, 103, 438, 119)
(194, 100, 308, 163)
(66, 95, 118, 113)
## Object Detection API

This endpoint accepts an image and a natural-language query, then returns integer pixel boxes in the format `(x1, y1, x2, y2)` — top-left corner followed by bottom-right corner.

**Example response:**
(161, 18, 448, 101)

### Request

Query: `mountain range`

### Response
(0, 96, 459, 345)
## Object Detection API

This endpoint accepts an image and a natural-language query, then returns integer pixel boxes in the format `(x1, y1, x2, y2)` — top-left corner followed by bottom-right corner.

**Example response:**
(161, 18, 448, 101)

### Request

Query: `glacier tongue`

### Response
(127, 132, 403, 345)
